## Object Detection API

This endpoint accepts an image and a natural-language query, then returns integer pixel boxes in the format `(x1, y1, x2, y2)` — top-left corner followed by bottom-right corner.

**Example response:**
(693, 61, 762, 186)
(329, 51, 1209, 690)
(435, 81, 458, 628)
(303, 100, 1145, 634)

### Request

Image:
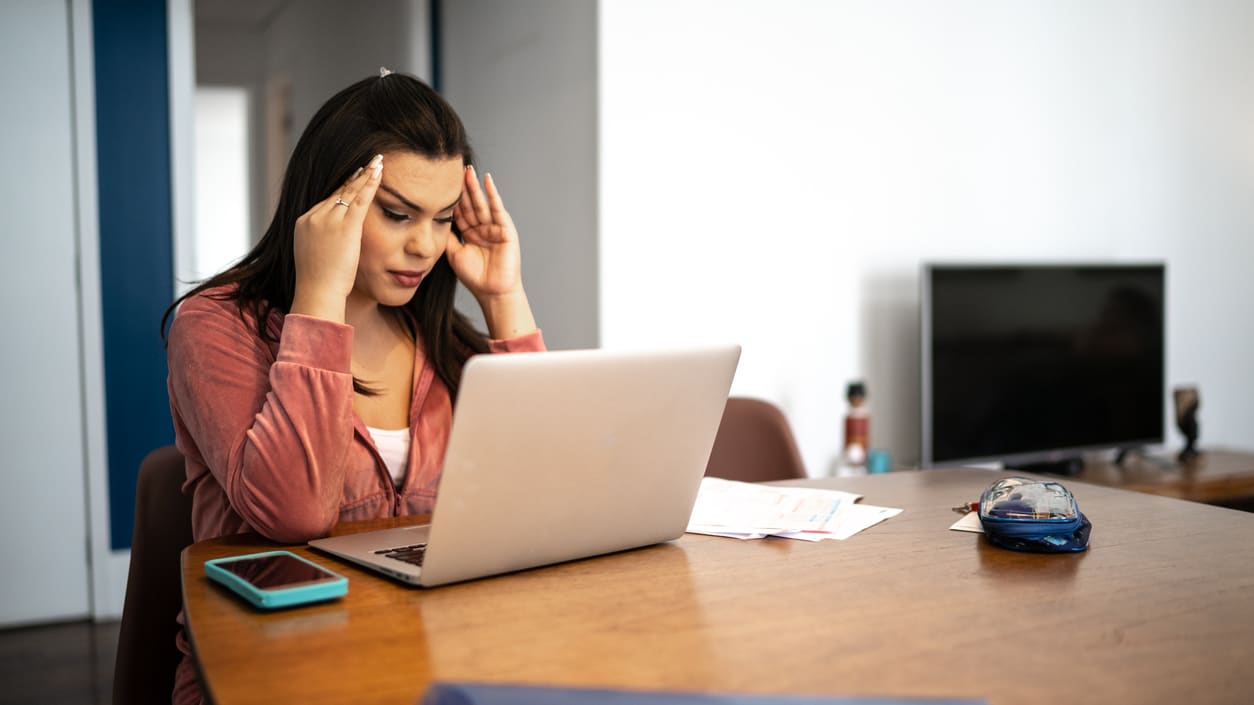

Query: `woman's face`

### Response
(349, 150, 465, 308)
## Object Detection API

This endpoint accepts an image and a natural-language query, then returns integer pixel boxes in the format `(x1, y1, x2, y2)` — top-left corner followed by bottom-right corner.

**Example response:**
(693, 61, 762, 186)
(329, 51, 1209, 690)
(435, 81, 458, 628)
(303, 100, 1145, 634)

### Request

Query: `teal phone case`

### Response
(205, 550, 348, 609)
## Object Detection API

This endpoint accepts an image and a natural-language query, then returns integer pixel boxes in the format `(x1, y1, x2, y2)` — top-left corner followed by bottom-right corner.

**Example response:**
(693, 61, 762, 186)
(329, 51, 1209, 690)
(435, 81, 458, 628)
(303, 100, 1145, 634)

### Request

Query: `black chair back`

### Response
(112, 445, 193, 705)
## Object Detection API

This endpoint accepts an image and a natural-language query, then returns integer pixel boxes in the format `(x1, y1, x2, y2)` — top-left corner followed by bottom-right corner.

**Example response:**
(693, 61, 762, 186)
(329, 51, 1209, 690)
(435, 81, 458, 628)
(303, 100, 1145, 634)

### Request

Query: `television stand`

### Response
(1007, 457, 1085, 476)
(1071, 447, 1254, 510)
(1118, 444, 1163, 466)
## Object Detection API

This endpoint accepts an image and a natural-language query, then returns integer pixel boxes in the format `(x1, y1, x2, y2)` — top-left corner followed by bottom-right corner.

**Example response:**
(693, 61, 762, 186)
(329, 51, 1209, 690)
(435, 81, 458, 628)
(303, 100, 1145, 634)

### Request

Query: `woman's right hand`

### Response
(290, 154, 384, 322)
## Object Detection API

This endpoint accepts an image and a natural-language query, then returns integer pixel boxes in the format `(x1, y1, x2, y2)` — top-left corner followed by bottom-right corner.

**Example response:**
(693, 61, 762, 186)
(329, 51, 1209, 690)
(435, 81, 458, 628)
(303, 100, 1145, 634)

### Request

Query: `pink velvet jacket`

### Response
(167, 286, 545, 544)
(165, 286, 544, 704)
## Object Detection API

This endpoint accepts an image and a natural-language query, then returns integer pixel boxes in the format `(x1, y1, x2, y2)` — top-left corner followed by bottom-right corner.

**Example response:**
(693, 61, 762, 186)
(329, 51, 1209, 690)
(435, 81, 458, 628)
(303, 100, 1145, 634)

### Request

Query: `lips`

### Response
(389, 270, 425, 288)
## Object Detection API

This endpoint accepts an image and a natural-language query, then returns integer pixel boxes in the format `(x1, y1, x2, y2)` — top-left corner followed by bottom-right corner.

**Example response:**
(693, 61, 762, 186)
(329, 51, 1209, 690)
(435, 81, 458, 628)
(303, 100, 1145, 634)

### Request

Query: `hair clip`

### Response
(379, 66, 394, 78)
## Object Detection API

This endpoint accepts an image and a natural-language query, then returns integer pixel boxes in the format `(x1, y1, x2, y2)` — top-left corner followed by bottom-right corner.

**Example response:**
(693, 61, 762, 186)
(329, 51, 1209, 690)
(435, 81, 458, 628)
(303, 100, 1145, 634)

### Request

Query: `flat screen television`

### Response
(920, 263, 1165, 471)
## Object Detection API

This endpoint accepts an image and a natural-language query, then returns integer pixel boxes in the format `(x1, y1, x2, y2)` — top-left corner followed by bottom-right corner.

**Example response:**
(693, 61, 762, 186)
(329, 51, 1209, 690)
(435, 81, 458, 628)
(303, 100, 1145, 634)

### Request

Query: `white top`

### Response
(366, 426, 411, 487)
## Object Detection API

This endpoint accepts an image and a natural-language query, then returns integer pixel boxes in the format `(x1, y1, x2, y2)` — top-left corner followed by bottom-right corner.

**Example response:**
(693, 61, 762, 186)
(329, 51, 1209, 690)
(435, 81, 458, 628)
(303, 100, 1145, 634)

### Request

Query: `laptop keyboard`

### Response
(376, 543, 428, 567)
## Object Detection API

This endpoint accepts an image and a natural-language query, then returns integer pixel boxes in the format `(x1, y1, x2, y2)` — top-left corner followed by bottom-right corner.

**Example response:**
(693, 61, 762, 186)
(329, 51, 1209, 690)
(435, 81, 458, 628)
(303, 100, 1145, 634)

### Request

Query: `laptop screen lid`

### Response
(416, 344, 741, 587)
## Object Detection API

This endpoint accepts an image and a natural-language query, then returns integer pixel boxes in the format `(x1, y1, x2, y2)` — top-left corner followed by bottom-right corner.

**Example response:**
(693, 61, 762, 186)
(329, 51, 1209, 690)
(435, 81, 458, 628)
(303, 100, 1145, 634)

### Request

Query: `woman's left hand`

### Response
(446, 166, 523, 299)
(447, 166, 537, 338)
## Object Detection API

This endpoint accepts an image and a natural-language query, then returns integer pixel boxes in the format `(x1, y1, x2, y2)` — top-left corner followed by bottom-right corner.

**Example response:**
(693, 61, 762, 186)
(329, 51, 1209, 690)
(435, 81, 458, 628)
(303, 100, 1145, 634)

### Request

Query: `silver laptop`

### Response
(309, 344, 741, 587)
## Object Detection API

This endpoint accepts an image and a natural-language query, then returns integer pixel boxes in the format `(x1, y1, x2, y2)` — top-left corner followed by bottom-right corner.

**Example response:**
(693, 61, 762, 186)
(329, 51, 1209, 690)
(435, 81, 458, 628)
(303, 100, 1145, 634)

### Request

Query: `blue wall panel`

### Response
(93, 0, 176, 550)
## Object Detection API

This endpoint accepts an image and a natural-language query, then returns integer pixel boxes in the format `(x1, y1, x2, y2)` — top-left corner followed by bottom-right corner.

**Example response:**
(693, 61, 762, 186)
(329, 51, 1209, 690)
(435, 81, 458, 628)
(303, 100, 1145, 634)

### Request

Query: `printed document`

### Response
(686, 477, 902, 541)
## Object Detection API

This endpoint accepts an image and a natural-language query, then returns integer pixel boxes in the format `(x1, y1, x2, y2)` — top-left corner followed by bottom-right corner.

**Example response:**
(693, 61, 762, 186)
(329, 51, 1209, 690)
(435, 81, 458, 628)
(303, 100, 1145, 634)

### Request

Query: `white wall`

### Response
(193, 87, 252, 281)
(600, 0, 1254, 474)
(265, 0, 427, 153)
(0, 0, 91, 626)
(192, 0, 428, 266)
(195, 16, 269, 243)
(441, 0, 600, 350)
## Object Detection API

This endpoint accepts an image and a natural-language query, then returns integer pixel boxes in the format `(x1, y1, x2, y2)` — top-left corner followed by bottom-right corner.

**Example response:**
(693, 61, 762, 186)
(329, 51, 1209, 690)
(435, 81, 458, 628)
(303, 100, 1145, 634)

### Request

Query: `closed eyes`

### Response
(380, 207, 453, 225)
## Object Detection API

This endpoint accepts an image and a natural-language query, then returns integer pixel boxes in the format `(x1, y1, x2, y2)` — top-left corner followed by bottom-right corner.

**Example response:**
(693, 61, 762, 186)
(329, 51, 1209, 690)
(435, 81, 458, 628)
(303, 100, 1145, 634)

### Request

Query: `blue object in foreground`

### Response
(420, 683, 986, 705)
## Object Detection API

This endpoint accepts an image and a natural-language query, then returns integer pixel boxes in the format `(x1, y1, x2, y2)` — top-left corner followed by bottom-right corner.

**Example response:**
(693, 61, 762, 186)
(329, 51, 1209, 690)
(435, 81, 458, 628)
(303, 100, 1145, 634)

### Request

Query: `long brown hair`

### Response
(162, 72, 489, 397)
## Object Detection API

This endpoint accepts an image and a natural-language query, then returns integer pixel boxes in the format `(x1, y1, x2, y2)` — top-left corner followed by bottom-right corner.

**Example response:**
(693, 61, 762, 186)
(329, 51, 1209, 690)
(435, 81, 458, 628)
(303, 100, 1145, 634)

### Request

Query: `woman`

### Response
(163, 71, 543, 704)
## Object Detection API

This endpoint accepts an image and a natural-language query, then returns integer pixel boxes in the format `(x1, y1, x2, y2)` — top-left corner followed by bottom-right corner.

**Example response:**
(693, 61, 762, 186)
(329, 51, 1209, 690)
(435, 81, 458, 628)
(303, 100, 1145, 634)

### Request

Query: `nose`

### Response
(405, 218, 444, 259)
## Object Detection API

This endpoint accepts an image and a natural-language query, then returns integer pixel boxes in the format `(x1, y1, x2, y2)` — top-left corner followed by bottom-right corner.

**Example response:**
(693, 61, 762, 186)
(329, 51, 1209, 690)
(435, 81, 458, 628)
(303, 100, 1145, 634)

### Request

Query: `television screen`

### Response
(921, 264, 1165, 468)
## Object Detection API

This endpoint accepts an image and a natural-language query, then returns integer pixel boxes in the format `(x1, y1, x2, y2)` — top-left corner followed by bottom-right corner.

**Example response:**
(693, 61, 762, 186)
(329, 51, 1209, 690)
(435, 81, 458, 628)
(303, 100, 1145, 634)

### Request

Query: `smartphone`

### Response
(205, 550, 348, 609)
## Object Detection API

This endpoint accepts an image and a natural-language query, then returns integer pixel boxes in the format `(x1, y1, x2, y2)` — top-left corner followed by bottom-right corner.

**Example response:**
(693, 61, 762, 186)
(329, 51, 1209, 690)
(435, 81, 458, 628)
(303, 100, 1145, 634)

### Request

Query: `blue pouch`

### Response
(978, 477, 1091, 553)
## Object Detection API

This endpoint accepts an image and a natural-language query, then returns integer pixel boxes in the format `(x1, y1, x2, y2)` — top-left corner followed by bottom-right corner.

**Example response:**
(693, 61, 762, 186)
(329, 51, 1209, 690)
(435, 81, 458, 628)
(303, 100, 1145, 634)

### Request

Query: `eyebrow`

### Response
(378, 184, 460, 214)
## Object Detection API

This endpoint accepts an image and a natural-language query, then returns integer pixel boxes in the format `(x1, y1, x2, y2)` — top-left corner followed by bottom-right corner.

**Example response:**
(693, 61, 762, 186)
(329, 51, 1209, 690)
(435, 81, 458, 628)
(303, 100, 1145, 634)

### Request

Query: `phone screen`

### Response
(214, 553, 341, 590)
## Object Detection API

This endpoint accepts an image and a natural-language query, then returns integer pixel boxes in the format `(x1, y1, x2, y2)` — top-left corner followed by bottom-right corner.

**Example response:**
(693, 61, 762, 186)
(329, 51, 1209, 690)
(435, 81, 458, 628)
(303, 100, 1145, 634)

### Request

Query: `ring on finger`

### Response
(334, 197, 350, 208)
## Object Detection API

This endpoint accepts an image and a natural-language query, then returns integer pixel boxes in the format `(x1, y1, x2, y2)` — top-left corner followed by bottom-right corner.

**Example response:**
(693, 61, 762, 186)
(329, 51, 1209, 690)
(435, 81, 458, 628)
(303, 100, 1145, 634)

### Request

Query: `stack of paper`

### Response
(686, 477, 902, 541)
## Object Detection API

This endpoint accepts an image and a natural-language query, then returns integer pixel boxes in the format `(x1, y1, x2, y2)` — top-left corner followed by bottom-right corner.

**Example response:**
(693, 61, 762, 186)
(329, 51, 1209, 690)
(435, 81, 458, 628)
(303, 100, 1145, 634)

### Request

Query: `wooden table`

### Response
(1073, 448, 1254, 507)
(182, 469, 1254, 705)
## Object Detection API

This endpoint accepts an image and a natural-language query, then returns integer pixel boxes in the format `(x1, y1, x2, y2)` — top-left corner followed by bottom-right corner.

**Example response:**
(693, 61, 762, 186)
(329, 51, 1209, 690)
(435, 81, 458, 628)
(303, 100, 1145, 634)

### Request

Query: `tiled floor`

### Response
(0, 619, 119, 705)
